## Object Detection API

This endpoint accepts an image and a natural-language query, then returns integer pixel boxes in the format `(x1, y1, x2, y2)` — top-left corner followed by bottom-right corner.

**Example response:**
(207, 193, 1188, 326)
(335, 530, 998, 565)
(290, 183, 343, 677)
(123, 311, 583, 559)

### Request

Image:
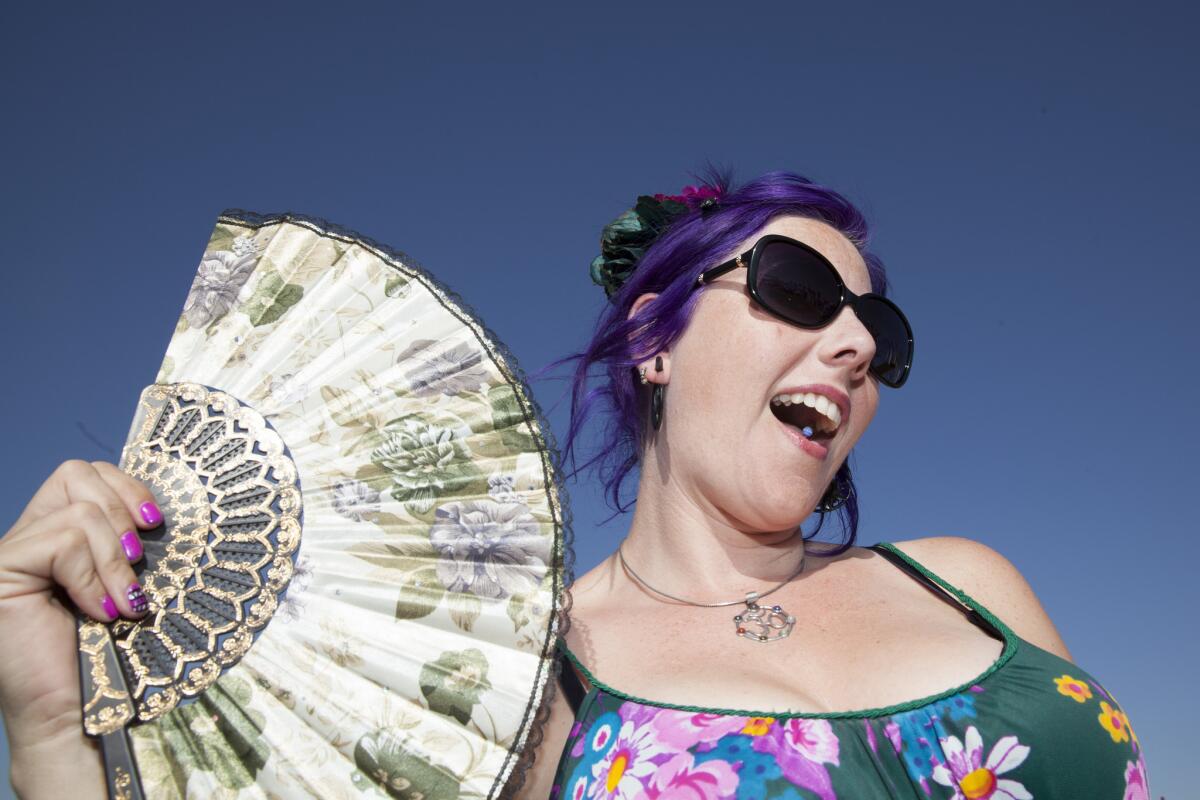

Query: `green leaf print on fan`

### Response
(489, 383, 536, 453)
(129, 674, 269, 792)
(384, 271, 411, 298)
(394, 565, 448, 621)
(338, 538, 446, 620)
(322, 383, 382, 430)
(345, 534, 437, 569)
(507, 590, 534, 632)
(354, 728, 461, 800)
(243, 267, 304, 327)
(419, 648, 494, 726)
(370, 415, 481, 515)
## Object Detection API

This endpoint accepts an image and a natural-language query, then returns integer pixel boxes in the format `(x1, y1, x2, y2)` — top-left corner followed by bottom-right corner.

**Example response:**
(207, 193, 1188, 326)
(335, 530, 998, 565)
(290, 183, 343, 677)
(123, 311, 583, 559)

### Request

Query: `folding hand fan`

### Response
(75, 211, 574, 800)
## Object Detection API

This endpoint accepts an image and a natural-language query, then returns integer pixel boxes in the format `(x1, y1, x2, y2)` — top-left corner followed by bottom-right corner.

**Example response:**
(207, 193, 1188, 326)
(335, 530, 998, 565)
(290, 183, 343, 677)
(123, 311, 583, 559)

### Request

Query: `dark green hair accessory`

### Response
(589, 194, 694, 301)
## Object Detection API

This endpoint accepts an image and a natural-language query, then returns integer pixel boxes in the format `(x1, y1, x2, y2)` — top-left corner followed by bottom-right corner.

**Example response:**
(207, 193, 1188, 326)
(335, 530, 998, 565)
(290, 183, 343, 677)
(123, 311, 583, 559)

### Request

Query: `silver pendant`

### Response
(732, 591, 796, 642)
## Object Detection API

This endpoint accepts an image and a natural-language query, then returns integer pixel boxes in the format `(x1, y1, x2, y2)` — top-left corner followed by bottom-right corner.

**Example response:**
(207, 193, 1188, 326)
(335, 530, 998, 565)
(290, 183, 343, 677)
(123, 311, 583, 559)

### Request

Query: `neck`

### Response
(615, 458, 808, 603)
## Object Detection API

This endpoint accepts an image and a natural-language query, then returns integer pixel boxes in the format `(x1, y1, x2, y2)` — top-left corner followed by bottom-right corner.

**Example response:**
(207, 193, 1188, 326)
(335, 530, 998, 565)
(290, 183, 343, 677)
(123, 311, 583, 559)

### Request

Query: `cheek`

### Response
(847, 385, 881, 442)
(678, 320, 767, 415)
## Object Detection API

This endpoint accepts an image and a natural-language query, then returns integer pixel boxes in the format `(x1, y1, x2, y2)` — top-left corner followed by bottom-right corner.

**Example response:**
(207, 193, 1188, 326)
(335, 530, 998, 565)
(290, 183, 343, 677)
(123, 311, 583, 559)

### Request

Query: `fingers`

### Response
(8, 461, 161, 564)
(89, 461, 163, 529)
(0, 507, 148, 621)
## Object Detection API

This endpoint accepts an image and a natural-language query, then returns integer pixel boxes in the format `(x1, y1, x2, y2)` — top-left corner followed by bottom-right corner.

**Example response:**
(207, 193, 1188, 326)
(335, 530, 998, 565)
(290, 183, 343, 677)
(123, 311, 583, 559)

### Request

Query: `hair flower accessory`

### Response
(589, 185, 723, 301)
(652, 184, 722, 205)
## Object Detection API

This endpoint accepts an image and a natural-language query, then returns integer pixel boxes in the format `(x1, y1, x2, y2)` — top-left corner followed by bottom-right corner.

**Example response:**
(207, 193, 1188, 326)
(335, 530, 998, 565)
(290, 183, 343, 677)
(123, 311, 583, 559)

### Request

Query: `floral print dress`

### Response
(550, 543, 1149, 799)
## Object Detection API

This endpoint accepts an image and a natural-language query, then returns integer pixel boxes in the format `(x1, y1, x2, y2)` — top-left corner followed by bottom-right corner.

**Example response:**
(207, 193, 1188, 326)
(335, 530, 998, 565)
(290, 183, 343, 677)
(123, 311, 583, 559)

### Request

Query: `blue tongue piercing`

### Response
(801, 425, 814, 439)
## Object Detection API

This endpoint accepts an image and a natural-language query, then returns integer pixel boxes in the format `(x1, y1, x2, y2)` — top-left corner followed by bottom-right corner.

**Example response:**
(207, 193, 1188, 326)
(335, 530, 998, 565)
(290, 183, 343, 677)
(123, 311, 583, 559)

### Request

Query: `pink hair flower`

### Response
(653, 184, 723, 206)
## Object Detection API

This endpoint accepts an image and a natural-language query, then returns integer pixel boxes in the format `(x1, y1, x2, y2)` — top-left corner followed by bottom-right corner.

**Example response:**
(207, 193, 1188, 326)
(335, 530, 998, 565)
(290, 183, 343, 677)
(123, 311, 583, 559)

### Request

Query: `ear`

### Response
(626, 293, 670, 384)
(627, 292, 658, 322)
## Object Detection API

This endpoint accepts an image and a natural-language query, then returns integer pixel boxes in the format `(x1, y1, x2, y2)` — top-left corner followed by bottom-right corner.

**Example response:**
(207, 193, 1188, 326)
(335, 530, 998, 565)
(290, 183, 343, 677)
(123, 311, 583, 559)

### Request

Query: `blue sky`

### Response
(1, 2, 1194, 796)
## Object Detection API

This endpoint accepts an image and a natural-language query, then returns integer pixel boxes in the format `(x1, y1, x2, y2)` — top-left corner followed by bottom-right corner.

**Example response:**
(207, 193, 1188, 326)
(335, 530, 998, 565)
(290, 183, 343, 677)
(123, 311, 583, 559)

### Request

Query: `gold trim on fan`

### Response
(82, 382, 303, 724)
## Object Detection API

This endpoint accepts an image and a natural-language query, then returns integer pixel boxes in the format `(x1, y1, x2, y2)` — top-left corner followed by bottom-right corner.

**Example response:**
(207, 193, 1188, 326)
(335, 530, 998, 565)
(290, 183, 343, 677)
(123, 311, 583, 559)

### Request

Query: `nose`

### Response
(817, 304, 876, 380)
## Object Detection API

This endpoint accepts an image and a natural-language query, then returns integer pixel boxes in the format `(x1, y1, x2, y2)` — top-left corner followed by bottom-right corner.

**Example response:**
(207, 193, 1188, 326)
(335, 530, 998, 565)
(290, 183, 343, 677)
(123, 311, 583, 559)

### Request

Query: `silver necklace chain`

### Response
(619, 544, 806, 614)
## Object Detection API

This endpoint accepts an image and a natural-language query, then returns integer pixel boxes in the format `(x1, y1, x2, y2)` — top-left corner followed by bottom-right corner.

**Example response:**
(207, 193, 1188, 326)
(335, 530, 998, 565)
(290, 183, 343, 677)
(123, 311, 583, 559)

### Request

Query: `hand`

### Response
(0, 459, 162, 798)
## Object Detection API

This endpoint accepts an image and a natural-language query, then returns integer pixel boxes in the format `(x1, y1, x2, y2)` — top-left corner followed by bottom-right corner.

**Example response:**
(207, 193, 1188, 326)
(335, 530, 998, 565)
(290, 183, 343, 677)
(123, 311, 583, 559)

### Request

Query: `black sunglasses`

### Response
(695, 234, 914, 388)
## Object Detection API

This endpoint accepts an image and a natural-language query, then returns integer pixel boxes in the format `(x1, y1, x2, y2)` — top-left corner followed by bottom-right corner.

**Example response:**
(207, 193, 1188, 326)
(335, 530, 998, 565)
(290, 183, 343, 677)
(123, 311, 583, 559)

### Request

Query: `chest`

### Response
(563, 566, 1007, 715)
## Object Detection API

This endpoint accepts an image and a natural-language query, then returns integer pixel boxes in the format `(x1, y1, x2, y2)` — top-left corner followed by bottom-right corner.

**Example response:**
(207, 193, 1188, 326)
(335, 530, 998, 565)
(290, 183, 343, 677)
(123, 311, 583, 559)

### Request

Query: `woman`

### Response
(0, 170, 1148, 799)
(511, 171, 1148, 798)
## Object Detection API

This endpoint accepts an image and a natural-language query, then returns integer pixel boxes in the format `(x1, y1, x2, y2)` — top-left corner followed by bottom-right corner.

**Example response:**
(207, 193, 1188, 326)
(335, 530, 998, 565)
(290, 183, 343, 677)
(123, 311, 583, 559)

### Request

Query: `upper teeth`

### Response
(770, 392, 842, 430)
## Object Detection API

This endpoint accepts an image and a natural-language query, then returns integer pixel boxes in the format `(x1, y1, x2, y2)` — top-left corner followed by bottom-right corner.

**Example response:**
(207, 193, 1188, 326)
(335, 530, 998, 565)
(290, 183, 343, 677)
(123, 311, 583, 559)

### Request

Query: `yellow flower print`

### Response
(1098, 701, 1131, 743)
(1054, 674, 1093, 703)
(1108, 687, 1141, 749)
(741, 717, 775, 736)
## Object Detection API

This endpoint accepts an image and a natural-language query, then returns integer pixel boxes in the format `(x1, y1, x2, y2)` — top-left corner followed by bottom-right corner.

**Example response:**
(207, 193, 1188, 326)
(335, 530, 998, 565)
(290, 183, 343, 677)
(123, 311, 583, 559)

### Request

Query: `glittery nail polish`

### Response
(127, 583, 149, 615)
(120, 530, 143, 562)
(101, 594, 119, 621)
(140, 501, 163, 526)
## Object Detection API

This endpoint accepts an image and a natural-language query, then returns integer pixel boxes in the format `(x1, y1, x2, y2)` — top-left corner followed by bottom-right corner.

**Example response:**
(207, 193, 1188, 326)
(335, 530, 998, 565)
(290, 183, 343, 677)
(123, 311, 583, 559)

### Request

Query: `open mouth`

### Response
(769, 391, 841, 447)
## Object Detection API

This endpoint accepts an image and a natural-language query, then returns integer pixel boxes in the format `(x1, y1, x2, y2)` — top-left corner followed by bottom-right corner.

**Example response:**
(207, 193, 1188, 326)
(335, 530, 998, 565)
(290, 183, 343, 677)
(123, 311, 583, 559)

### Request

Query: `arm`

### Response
(888, 536, 1074, 662)
(506, 674, 577, 800)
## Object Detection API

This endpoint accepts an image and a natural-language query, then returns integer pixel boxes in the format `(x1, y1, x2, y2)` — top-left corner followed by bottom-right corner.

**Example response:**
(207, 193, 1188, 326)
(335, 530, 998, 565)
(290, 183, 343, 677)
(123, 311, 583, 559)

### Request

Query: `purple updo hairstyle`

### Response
(549, 165, 891, 554)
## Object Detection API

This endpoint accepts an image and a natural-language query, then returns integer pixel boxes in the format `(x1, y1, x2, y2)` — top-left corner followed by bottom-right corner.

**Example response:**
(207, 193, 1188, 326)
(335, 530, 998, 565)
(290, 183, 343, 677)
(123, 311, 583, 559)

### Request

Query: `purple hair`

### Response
(544, 166, 891, 553)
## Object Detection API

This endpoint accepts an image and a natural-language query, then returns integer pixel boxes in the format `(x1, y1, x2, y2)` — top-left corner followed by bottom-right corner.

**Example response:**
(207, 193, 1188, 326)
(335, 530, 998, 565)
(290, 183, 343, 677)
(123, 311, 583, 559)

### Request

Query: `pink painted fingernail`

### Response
(120, 531, 143, 562)
(101, 594, 118, 621)
(139, 502, 163, 526)
(127, 583, 148, 615)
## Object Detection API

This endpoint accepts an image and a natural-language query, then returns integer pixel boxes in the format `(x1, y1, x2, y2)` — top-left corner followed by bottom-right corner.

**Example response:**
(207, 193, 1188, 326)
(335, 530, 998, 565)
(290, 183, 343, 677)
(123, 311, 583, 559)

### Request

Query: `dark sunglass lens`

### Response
(855, 297, 913, 386)
(755, 240, 842, 326)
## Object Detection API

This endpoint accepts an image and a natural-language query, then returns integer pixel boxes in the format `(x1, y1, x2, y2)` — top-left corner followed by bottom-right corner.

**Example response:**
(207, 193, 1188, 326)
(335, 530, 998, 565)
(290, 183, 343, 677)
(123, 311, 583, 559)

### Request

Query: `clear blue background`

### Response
(1, 2, 1193, 796)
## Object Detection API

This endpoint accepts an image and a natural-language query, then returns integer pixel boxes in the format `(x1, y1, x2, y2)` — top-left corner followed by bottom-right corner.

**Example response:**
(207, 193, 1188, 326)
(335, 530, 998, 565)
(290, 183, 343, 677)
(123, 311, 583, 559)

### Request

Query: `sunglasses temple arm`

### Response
(695, 256, 746, 287)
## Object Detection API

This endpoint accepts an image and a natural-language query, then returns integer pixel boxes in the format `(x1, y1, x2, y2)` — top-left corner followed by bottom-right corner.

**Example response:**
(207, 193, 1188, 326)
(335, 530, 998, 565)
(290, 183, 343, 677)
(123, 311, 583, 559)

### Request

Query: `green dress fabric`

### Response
(549, 542, 1149, 799)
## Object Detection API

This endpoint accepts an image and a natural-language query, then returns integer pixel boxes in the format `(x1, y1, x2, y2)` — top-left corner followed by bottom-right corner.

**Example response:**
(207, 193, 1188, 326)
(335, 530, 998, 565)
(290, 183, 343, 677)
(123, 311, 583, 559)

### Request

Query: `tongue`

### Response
(772, 401, 829, 439)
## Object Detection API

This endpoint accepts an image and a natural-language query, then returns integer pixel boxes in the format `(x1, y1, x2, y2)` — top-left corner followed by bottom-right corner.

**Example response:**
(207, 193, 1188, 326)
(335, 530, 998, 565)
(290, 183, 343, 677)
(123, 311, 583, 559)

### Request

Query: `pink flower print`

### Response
(588, 716, 620, 754)
(884, 721, 902, 754)
(653, 711, 749, 750)
(752, 719, 840, 800)
(568, 770, 593, 800)
(1123, 752, 1150, 800)
(589, 719, 672, 799)
(864, 720, 878, 753)
(619, 699, 662, 729)
(646, 752, 739, 800)
(777, 718, 840, 765)
(931, 726, 1031, 800)
(570, 720, 586, 758)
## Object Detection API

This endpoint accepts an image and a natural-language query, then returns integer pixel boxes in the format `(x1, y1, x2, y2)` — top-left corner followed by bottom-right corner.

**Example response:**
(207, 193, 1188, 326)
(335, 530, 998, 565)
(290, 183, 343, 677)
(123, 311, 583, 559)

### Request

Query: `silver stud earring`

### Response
(638, 367, 649, 385)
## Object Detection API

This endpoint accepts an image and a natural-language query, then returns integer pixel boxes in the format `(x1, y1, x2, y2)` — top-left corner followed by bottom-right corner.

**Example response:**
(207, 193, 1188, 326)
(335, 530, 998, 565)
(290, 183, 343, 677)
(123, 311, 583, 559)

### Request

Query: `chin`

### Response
(736, 497, 822, 533)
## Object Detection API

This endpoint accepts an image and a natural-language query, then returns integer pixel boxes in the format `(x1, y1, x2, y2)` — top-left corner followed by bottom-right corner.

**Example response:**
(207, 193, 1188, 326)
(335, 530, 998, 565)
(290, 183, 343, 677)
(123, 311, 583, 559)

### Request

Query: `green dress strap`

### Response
(870, 541, 1020, 646)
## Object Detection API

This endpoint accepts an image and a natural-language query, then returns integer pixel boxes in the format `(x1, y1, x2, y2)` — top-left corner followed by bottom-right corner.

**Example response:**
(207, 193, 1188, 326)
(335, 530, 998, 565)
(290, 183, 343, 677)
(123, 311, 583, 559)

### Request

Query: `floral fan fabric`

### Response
(89, 211, 570, 799)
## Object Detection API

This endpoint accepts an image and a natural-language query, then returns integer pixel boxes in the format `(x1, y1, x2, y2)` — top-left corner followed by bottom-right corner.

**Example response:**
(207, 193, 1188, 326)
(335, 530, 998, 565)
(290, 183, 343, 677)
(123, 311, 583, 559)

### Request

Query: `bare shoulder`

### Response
(885, 536, 1074, 662)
